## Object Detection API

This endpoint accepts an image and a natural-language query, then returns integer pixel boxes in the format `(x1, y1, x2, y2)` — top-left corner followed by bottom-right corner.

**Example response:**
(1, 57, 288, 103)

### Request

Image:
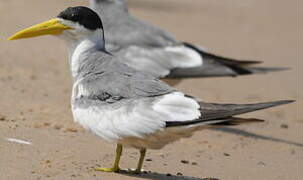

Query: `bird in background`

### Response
(9, 6, 293, 174)
(87, 0, 286, 80)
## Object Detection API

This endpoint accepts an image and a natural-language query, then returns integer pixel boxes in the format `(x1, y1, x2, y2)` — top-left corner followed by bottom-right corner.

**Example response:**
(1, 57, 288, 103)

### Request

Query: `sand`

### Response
(0, 0, 302, 179)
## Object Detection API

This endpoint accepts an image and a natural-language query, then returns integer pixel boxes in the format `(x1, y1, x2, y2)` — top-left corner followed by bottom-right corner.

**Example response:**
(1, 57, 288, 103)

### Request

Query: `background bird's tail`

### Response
(167, 42, 289, 78)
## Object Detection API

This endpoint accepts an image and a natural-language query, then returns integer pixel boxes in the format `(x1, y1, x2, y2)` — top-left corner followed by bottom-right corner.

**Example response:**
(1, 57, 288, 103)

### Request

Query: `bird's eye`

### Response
(70, 13, 81, 21)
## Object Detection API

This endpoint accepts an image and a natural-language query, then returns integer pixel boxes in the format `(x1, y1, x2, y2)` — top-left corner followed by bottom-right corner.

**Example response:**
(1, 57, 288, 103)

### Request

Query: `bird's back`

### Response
(91, 0, 178, 51)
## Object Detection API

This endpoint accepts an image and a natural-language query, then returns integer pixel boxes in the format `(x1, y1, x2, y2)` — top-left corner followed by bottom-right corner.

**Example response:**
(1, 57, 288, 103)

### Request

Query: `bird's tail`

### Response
(183, 42, 262, 66)
(166, 100, 294, 127)
(200, 50, 290, 76)
(167, 42, 289, 78)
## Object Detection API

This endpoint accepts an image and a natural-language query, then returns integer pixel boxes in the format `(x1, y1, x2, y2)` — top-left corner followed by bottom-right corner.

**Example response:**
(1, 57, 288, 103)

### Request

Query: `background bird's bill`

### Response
(8, 18, 72, 40)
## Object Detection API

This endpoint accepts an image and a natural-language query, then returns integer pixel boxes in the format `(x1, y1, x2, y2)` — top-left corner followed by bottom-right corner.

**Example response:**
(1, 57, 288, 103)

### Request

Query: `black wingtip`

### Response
(182, 42, 263, 66)
(248, 67, 291, 74)
(270, 100, 295, 105)
(226, 66, 291, 77)
(232, 60, 263, 65)
(215, 117, 265, 126)
(182, 42, 292, 76)
(237, 100, 295, 111)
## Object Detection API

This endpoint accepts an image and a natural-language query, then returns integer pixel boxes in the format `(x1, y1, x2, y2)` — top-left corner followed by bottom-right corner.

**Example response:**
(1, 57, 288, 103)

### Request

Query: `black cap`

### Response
(57, 6, 103, 31)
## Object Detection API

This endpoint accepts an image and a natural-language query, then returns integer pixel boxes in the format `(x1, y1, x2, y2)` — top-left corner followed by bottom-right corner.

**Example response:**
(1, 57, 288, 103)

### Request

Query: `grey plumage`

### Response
(74, 52, 174, 99)
(72, 51, 293, 134)
(92, 0, 176, 50)
(89, 0, 287, 79)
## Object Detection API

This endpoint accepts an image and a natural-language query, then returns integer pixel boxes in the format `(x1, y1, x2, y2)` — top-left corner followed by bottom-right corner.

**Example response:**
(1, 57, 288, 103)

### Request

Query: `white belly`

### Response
(71, 103, 166, 144)
(71, 92, 202, 150)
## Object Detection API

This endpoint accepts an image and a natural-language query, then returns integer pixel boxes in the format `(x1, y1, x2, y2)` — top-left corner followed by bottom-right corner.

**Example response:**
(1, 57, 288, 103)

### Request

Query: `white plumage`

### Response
(118, 45, 203, 77)
(163, 46, 203, 68)
(153, 92, 201, 122)
(72, 91, 201, 149)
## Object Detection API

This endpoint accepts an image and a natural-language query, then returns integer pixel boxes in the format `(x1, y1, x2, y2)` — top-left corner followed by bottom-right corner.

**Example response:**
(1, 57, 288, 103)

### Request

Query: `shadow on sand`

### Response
(119, 171, 218, 180)
(214, 127, 303, 147)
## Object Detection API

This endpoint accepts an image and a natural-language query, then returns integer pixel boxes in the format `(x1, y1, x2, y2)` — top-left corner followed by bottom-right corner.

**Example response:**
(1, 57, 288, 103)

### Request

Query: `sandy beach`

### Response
(0, 0, 302, 179)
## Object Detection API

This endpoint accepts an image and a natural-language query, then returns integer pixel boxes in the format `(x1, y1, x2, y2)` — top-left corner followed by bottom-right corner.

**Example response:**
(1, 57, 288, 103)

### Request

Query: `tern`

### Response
(9, 6, 293, 174)
(88, 0, 286, 79)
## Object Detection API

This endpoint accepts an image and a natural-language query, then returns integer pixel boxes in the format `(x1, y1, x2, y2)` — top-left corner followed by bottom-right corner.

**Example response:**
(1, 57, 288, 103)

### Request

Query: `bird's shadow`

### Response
(214, 127, 303, 147)
(119, 171, 218, 180)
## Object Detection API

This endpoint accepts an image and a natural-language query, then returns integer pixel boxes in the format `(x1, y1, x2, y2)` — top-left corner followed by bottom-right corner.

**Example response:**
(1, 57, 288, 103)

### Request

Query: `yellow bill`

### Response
(8, 18, 72, 40)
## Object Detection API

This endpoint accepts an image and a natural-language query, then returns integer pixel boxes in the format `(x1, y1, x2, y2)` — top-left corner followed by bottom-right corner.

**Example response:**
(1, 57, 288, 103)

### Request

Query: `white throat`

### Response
(66, 29, 105, 78)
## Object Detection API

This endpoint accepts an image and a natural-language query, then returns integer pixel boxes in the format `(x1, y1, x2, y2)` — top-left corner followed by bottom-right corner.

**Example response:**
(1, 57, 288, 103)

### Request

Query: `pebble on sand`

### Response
(181, 160, 189, 164)
(280, 124, 289, 129)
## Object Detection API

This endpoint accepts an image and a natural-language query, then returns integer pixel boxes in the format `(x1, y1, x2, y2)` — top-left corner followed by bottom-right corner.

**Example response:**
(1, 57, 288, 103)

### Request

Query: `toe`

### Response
(95, 167, 120, 173)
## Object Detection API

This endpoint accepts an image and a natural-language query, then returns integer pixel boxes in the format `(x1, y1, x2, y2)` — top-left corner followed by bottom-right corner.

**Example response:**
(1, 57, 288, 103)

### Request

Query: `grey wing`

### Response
(78, 59, 175, 99)
(111, 41, 286, 80)
(103, 13, 178, 51)
(166, 100, 294, 127)
(199, 101, 294, 121)
(91, 0, 177, 49)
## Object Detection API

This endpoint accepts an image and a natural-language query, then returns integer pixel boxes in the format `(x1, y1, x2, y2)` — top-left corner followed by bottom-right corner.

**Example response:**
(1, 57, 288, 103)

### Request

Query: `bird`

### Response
(87, 0, 286, 80)
(9, 6, 294, 174)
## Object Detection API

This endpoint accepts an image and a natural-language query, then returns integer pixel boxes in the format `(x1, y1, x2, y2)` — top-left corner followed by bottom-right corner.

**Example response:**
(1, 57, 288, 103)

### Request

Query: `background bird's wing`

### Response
(114, 45, 202, 78)
(102, 9, 177, 50)
(166, 42, 289, 78)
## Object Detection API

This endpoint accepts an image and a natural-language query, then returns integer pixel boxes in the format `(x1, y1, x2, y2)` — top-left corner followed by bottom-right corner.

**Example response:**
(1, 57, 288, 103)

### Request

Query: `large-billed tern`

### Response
(87, 0, 285, 79)
(9, 6, 293, 174)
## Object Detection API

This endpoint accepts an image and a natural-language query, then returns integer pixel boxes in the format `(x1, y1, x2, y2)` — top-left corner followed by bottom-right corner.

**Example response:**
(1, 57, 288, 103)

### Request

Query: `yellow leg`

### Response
(127, 148, 147, 174)
(95, 144, 123, 173)
(136, 148, 146, 172)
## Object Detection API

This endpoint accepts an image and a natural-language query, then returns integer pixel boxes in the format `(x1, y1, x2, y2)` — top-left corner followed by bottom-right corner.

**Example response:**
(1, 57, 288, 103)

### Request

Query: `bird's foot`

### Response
(95, 166, 145, 174)
(95, 167, 120, 173)
(123, 168, 145, 174)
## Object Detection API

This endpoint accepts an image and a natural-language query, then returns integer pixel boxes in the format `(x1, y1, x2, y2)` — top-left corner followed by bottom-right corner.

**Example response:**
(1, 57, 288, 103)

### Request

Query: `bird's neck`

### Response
(67, 30, 105, 79)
